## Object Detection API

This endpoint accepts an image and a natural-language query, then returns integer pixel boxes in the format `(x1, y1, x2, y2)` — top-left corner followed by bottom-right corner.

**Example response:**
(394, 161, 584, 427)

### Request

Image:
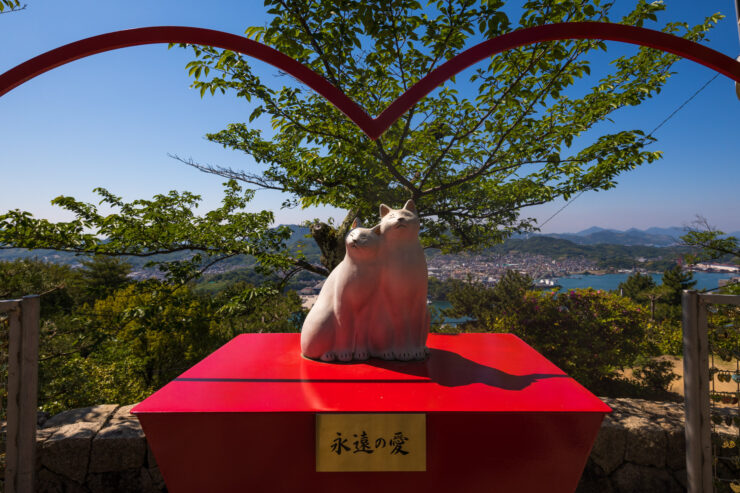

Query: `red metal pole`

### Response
(1, 23, 740, 140)
(735, 0, 740, 45)
(0, 27, 373, 133)
(735, 0, 740, 99)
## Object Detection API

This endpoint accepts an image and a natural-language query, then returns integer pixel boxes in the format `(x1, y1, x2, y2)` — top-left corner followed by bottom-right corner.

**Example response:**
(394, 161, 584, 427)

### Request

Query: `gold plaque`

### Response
(316, 413, 426, 472)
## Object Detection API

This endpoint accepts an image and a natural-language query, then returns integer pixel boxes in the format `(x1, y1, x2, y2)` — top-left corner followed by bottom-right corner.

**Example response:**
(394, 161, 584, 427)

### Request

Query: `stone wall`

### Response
(3, 397, 730, 492)
(33, 404, 164, 493)
(579, 397, 733, 493)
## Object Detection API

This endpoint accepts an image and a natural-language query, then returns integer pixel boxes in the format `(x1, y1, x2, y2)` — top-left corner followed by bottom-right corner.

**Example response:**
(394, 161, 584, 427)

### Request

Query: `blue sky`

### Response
(1, 0, 739, 234)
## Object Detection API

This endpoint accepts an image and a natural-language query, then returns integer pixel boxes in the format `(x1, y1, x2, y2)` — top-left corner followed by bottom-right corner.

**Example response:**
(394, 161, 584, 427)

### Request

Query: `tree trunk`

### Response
(309, 211, 358, 273)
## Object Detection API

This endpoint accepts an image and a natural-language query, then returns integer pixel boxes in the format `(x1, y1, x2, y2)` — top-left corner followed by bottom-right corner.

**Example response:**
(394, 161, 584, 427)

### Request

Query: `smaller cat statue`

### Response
(300, 221, 382, 362)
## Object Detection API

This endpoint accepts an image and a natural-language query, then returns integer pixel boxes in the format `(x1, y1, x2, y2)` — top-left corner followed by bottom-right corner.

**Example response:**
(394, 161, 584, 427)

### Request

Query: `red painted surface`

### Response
(2, 23, 739, 140)
(133, 333, 610, 413)
(133, 333, 609, 493)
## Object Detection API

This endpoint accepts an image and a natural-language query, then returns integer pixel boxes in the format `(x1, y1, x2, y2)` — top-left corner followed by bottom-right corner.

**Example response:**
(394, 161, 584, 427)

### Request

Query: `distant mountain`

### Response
(0, 248, 82, 265)
(285, 224, 311, 236)
(643, 227, 686, 238)
(0, 225, 321, 267)
(542, 227, 685, 247)
(1, 224, 728, 267)
(574, 226, 617, 236)
(283, 224, 320, 260)
(486, 235, 688, 270)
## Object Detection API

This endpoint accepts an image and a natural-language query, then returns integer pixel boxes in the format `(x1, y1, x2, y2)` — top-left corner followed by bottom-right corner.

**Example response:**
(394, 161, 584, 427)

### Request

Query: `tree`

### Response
(172, 0, 720, 269)
(0, 258, 305, 415)
(493, 269, 535, 306)
(643, 285, 670, 321)
(0, 181, 326, 281)
(617, 272, 656, 301)
(427, 276, 464, 301)
(444, 269, 533, 329)
(616, 271, 672, 320)
(0, 258, 82, 317)
(0, 1, 723, 277)
(0, 0, 26, 14)
(79, 255, 132, 301)
(681, 216, 740, 265)
(661, 263, 696, 305)
(444, 276, 498, 330)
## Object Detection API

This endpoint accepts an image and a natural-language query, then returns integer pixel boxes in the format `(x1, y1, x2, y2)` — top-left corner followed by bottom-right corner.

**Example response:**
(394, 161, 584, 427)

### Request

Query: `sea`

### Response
(430, 271, 735, 324)
(556, 271, 734, 292)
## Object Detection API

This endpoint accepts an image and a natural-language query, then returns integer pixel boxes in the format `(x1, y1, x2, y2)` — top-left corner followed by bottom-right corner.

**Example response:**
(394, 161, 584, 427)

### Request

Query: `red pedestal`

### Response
(132, 333, 610, 493)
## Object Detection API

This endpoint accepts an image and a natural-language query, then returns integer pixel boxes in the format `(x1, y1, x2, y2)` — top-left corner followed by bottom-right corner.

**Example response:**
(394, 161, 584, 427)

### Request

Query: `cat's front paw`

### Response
(379, 350, 396, 360)
(396, 350, 414, 361)
(412, 347, 427, 360)
(337, 350, 353, 362)
(354, 350, 368, 361)
(320, 351, 336, 362)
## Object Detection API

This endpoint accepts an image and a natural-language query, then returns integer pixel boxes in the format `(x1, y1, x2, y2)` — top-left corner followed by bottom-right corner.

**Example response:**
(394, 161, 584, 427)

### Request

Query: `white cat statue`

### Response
(300, 221, 382, 362)
(370, 199, 430, 361)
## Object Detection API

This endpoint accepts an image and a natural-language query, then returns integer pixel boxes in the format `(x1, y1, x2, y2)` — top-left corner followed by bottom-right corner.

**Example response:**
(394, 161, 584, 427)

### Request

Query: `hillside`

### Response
(0, 224, 322, 272)
(543, 227, 684, 247)
(0, 225, 698, 276)
(490, 236, 686, 258)
(484, 236, 688, 270)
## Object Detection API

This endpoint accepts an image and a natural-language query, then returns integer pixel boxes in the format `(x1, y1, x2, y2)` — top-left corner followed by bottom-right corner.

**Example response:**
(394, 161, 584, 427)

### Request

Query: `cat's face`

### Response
(378, 199, 420, 239)
(345, 225, 382, 259)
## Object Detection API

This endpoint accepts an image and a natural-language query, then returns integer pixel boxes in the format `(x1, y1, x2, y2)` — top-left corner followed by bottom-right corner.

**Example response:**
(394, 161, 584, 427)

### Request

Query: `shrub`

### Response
(631, 356, 679, 393)
(442, 270, 532, 331)
(38, 282, 304, 414)
(489, 288, 650, 391)
(646, 319, 683, 356)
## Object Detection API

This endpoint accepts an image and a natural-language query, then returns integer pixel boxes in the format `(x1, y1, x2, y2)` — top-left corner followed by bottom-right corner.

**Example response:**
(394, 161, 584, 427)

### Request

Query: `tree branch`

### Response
(426, 197, 551, 221)
(373, 139, 420, 195)
(292, 258, 329, 277)
(420, 43, 550, 190)
(277, 0, 342, 88)
(0, 3, 25, 14)
(421, 39, 594, 196)
(170, 154, 290, 192)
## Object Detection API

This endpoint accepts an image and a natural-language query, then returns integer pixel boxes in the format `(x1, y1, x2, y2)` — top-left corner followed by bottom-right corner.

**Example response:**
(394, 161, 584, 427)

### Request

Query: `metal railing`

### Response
(0, 296, 40, 493)
(683, 290, 740, 493)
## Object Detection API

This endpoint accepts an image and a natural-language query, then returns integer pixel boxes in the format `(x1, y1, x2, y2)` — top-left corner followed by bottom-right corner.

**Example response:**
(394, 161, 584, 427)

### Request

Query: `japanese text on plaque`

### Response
(316, 414, 425, 471)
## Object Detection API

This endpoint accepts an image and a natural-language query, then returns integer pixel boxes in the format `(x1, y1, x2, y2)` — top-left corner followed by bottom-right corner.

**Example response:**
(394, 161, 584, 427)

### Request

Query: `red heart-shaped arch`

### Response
(1, 22, 739, 140)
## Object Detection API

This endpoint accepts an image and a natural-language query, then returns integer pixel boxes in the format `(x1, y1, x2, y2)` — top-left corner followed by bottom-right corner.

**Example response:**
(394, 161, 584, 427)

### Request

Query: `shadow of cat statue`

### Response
(300, 221, 382, 362)
(369, 199, 430, 361)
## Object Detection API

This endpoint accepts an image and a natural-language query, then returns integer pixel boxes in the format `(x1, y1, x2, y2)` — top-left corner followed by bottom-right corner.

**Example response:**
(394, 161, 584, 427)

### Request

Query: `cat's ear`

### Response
(351, 218, 360, 229)
(403, 199, 417, 213)
(371, 224, 381, 236)
(379, 204, 391, 218)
